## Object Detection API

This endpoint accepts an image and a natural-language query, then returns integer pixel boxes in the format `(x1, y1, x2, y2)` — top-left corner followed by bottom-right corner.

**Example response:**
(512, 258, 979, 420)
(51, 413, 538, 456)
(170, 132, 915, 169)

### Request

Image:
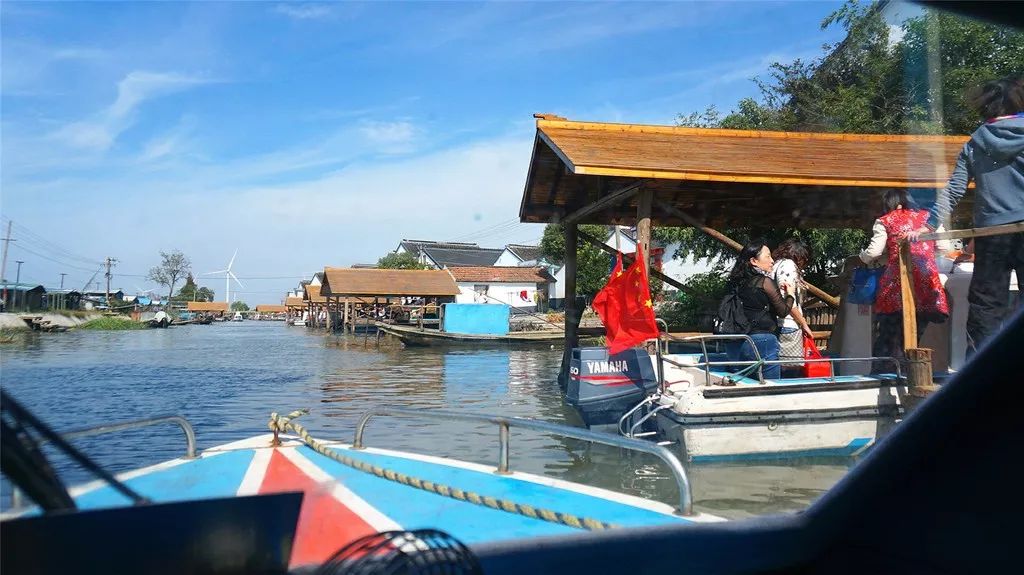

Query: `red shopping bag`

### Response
(802, 334, 833, 378)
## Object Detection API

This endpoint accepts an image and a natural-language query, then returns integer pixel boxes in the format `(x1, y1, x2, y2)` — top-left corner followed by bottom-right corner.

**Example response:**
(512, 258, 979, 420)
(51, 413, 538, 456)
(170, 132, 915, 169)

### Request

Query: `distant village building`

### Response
(447, 266, 553, 312)
(1, 283, 47, 312)
(494, 244, 545, 267)
(395, 240, 502, 269)
(187, 301, 229, 316)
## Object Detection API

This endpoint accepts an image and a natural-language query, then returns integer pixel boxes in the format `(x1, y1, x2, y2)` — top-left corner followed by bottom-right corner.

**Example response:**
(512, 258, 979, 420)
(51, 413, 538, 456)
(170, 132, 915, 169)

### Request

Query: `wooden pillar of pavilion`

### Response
(559, 223, 579, 388)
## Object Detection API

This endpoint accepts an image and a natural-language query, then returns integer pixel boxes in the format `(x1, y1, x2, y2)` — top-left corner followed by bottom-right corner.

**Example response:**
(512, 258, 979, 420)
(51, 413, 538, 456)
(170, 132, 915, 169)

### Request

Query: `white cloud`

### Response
(358, 120, 418, 153)
(51, 71, 211, 152)
(274, 3, 333, 20)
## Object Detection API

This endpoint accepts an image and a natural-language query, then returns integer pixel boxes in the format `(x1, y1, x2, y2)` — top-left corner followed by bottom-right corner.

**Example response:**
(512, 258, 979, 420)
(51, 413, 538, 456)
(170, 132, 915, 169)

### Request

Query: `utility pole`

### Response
(1, 221, 14, 310)
(14, 260, 24, 310)
(60, 273, 67, 290)
(104, 257, 118, 307)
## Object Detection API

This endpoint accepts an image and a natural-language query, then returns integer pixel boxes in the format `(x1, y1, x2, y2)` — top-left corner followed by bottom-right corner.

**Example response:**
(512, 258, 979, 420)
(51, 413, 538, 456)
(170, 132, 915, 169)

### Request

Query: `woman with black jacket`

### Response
(725, 241, 813, 379)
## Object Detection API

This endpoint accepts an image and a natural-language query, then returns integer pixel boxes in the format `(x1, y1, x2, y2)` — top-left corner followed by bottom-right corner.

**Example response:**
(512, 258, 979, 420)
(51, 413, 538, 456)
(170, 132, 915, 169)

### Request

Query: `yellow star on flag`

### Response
(615, 270, 623, 277)
(644, 299, 653, 308)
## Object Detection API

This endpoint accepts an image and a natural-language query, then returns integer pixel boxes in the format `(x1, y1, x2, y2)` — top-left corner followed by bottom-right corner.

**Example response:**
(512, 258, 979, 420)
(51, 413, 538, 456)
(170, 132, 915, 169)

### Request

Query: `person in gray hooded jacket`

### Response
(911, 76, 1024, 354)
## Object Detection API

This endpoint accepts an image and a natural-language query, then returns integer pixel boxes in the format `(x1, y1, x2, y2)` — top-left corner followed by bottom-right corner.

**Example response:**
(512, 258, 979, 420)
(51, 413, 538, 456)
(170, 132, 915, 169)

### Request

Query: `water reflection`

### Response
(1, 322, 850, 517)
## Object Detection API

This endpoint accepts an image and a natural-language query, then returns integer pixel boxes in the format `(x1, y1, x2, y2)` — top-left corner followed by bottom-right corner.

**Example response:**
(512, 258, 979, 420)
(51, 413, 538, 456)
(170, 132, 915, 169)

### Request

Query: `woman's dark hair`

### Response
(967, 76, 1024, 120)
(773, 238, 811, 270)
(728, 241, 767, 284)
(882, 189, 915, 214)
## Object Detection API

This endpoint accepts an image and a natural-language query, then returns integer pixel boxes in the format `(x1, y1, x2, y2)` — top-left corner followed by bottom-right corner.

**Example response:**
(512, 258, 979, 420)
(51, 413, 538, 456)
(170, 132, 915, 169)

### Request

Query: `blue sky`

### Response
(1, 1, 848, 303)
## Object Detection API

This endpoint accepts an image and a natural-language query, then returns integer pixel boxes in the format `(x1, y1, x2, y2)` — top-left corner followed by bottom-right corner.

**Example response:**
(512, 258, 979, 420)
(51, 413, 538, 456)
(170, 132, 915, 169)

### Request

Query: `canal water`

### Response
(0, 321, 851, 518)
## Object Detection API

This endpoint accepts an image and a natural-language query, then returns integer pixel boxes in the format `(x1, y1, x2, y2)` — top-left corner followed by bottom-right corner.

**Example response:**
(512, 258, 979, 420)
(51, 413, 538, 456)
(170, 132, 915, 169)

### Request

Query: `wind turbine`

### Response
(204, 249, 244, 304)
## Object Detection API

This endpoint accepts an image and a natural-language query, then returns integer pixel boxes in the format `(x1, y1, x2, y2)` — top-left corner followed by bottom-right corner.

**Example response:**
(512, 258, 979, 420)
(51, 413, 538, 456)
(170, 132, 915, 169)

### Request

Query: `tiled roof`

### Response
(448, 266, 553, 283)
(504, 244, 543, 262)
(421, 246, 503, 267)
(399, 239, 481, 253)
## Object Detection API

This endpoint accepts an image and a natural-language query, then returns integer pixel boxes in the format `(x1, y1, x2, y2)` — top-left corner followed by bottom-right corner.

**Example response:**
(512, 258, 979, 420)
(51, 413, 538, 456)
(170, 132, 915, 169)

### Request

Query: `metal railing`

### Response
(12, 415, 196, 509)
(39, 415, 197, 459)
(351, 407, 695, 516)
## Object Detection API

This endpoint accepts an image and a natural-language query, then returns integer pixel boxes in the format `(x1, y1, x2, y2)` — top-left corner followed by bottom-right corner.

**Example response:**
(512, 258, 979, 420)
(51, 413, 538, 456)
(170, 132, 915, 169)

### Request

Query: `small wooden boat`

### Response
(378, 323, 565, 347)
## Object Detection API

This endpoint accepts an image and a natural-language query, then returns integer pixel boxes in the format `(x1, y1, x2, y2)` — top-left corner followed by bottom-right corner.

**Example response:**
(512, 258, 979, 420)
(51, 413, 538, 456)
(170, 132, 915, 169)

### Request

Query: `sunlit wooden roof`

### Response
(520, 115, 970, 228)
(320, 267, 460, 298)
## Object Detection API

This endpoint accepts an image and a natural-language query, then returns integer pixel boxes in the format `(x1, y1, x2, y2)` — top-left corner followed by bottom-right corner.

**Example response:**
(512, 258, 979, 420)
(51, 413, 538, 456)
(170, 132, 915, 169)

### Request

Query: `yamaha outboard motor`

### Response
(566, 347, 659, 426)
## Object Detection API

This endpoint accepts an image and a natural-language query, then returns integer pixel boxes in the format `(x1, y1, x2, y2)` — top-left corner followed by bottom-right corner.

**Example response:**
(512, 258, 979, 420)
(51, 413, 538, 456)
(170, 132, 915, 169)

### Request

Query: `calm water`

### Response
(0, 321, 851, 518)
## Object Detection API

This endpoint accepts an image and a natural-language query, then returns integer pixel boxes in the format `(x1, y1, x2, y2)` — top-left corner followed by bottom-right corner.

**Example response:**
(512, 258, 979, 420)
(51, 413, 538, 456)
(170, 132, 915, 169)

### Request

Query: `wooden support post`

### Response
(906, 347, 936, 397)
(636, 189, 653, 274)
(559, 223, 579, 388)
(653, 198, 840, 308)
(898, 241, 918, 350)
(898, 240, 937, 397)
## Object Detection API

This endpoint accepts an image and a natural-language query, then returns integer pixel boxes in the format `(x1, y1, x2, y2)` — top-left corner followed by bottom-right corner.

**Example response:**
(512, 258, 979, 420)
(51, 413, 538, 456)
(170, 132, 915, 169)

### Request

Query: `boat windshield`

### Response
(1, 0, 1019, 567)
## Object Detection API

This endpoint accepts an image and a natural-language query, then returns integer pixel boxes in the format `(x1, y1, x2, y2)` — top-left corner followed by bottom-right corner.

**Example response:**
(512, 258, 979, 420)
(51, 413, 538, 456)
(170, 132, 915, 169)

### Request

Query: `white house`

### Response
(447, 266, 554, 312)
(494, 244, 544, 267)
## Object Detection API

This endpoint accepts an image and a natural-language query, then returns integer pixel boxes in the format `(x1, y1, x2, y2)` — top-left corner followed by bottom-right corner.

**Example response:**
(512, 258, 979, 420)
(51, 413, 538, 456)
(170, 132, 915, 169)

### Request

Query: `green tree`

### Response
(540, 224, 617, 298)
(231, 301, 250, 312)
(377, 252, 428, 270)
(174, 274, 215, 302)
(669, 1, 1023, 289)
(147, 250, 191, 307)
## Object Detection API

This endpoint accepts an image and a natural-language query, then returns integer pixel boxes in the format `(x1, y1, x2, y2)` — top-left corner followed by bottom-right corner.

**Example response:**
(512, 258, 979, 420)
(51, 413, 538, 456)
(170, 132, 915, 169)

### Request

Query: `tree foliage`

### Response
(670, 1, 1023, 290)
(147, 250, 191, 306)
(174, 274, 215, 302)
(231, 301, 250, 312)
(377, 252, 429, 270)
(540, 224, 616, 298)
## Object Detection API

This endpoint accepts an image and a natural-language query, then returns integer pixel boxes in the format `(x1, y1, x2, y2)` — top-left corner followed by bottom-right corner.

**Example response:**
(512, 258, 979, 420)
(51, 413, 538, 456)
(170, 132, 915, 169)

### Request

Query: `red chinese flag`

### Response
(592, 249, 659, 355)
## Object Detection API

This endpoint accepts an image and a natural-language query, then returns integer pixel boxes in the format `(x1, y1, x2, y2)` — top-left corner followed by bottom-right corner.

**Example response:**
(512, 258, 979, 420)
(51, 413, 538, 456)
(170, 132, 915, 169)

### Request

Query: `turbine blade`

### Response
(227, 249, 238, 271)
(229, 271, 245, 289)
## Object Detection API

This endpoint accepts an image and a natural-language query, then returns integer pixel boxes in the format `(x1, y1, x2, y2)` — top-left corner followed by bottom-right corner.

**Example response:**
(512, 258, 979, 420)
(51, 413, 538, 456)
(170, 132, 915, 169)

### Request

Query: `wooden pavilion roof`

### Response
(285, 296, 305, 308)
(303, 284, 327, 304)
(320, 267, 459, 298)
(186, 301, 228, 312)
(519, 115, 970, 228)
(255, 304, 287, 313)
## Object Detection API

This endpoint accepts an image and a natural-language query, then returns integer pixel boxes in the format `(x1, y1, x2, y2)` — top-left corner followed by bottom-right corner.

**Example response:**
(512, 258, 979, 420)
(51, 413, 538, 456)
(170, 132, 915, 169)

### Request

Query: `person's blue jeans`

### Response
(726, 332, 781, 380)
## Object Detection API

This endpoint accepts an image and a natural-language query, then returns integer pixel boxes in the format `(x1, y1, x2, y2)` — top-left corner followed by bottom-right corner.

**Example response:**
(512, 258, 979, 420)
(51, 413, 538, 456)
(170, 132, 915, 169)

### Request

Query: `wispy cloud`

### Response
(52, 71, 212, 152)
(358, 120, 419, 154)
(273, 3, 333, 20)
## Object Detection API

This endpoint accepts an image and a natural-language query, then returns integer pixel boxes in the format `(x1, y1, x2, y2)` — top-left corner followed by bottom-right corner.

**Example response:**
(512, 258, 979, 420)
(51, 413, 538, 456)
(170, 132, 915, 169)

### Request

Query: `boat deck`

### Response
(9, 434, 714, 568)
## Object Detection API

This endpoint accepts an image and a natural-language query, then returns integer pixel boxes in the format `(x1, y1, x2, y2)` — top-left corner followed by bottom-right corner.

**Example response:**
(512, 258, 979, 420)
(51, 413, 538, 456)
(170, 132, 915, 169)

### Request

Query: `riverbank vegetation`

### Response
(77, 316, 149, 330)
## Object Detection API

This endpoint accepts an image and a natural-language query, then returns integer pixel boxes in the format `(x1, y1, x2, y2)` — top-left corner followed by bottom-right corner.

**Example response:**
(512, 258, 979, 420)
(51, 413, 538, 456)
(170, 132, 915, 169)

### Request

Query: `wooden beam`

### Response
(654, 198, 841, 309)
(917, 221, 1024, 242)
(562, 180, 644, 225)
(577, 229, 701, 298)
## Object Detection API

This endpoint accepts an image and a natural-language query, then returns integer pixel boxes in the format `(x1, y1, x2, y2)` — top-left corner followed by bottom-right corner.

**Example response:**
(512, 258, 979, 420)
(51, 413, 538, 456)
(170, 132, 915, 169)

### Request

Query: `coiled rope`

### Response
(268, 409, 618, 531)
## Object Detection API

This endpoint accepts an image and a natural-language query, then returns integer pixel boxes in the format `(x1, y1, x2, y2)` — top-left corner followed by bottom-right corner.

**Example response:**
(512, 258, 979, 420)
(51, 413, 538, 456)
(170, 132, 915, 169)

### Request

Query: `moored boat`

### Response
(566, 333, 907, 462)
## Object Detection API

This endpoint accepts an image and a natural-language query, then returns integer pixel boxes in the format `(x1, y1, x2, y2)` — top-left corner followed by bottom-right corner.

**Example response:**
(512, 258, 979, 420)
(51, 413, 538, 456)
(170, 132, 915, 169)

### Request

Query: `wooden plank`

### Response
(898, 241, 918, 350)
(562, 181, 643, 225)
(537, 118, 966, 144)
(653, 199, 841, 309)
(917, 221, 1024, 242)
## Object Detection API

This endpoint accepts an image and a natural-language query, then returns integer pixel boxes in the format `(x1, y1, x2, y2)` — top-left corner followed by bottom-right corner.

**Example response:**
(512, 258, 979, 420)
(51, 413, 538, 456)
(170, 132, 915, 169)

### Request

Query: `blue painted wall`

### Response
(443, 303, 510, 335)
